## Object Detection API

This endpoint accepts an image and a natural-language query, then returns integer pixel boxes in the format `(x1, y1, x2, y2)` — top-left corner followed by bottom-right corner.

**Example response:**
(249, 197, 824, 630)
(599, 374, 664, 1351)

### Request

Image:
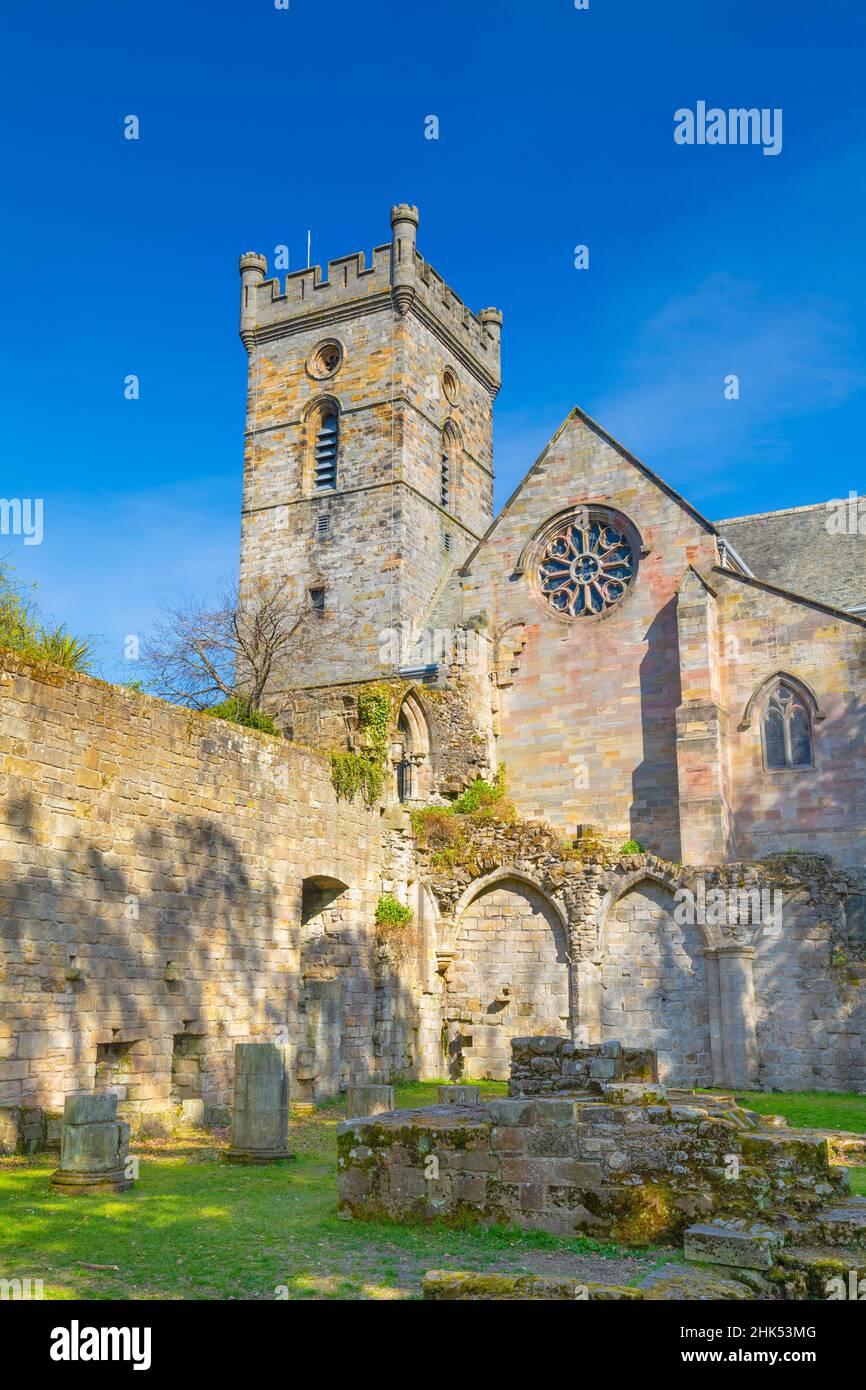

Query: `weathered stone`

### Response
(684, 1222, 784, 1271)
(436, 1084, 480, 1105)
(222, 1044, 293, 1164)
(421, 1271, 644, 1300)
(50, 1092, 133, 1195)
(180, 1099, 207, 1128)
(347, 1085, 394, 1118)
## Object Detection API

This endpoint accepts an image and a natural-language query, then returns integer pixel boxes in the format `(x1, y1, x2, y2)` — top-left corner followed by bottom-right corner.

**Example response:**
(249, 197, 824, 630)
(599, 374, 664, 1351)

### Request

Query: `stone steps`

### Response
(636, 1263, 760, 1300)
(781, 1196, 866, 1249)
(684, 1220, 785, 1271)
(773, 1245, 866, 1299)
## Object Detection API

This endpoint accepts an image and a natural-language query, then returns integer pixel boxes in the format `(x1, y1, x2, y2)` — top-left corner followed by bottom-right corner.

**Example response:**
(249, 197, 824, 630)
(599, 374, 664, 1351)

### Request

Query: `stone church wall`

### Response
(444, 879, 571, 1079)
(2, 653, 864, 1132)
(455, 412, 719, 861)
(713, 571, 866, 867)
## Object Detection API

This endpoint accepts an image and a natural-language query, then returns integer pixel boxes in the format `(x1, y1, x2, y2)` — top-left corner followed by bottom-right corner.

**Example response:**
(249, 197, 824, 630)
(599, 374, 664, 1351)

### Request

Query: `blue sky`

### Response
(2, 0, 865, 678)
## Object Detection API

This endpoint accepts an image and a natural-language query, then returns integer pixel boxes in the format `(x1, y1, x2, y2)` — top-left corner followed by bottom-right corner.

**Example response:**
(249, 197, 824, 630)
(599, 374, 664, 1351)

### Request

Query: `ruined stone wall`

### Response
(415, 812, 866, 1091)
(752, 870, 866, 1091)
(337, 1044, 851, 1243)
(445, 880, 570, 1080)
(0, 654, 408, 1128)
(601, 881, 712, 1086)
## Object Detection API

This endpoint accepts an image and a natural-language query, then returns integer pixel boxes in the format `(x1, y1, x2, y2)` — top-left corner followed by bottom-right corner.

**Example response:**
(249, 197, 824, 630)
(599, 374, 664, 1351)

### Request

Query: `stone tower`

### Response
(237, 206, 502, 696)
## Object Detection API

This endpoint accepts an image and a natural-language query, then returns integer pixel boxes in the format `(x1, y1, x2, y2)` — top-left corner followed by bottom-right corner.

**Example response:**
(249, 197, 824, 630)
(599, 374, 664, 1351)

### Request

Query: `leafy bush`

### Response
(375, 893, 414, 928)
(34, 627, 93, 672)
(374, 893, 416, 963)
(410, 806, 466, 851)
(619, 839, 645, 855)
(450, 768, 514, 823)
(204, 697, 278, 735)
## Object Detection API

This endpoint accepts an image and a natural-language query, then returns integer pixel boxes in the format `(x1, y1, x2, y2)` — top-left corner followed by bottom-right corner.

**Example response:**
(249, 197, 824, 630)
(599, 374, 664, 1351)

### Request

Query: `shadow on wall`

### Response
(0, 794, 419, 1118)
(753, 886, 866, 1091)
(444, 878, 572, 1081)
(600, 878, 710, 1086)
(631, 602, 683, 862)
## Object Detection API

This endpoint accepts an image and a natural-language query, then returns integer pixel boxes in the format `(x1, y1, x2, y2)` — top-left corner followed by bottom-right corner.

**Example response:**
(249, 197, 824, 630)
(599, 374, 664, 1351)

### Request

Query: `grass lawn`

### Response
(2, 1082, 863, 1299)
(0, 1080, 656, 1301)
(732, 1089, 866, 1135)
(729, 1090, 866, 1196)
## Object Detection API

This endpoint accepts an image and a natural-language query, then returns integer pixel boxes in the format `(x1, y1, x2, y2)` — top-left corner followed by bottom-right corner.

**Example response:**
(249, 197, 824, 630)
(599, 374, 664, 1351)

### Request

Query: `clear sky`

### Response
(2, 0, 865, 678)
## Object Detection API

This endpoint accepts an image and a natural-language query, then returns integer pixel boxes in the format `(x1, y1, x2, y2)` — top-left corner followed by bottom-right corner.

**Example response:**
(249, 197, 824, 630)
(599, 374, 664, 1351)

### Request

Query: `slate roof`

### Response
(714, 499, 866, 612)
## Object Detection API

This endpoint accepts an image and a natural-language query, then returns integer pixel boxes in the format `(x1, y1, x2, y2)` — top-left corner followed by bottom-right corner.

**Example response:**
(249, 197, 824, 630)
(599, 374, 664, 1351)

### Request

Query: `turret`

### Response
(390, 203, 420, 316)
(239, 251, 267, 349)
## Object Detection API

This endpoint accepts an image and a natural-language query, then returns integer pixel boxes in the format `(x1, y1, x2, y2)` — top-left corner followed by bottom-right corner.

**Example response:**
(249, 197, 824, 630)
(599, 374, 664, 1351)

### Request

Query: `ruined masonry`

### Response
(1, 206, 866, 1144)
(338, 1037, 866, 1301)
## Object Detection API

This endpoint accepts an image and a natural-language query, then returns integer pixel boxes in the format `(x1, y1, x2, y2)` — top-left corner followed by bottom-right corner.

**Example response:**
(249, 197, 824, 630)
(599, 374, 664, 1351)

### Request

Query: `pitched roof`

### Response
(714, 499, 866, 611)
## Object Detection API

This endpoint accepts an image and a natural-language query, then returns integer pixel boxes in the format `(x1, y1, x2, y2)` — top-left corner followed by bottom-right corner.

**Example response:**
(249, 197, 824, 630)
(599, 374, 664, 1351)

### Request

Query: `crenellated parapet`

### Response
(238, 205, 502, 390)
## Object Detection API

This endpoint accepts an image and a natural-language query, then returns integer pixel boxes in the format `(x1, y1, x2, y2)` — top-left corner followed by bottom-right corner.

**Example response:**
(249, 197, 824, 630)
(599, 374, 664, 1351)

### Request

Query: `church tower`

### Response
(238, 205, 502, 696)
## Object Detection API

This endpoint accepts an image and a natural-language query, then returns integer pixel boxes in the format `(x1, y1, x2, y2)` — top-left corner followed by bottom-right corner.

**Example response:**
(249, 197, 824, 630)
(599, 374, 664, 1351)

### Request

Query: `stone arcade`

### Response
(1, 206, 865, 1145)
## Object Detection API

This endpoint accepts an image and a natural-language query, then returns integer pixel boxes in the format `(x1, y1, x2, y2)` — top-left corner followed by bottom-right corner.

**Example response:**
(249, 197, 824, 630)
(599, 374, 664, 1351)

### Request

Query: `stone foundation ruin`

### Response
(338, 1037, 866, 1298)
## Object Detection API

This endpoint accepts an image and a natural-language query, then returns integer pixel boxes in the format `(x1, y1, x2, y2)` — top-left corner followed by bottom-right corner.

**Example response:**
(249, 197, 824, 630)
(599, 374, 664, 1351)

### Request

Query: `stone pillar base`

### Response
(50, 1168, 134, 1195)
(221, 1146, 294, 1165)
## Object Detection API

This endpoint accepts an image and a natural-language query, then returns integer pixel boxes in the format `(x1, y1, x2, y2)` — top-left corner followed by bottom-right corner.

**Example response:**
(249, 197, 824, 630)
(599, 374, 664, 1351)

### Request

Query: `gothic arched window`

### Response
(762, 681, 814, 769)
(394, 691, 432, 804)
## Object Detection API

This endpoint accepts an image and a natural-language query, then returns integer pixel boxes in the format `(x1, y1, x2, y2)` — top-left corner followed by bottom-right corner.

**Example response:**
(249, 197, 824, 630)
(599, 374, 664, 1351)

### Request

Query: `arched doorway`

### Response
(445, 876, 571, 1080)
(600, 879, 710, 1085)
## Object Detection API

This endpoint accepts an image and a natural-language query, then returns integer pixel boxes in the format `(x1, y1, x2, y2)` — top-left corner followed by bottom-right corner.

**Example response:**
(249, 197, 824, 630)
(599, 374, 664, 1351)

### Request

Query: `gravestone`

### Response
(50, 1093, 133, 1194)
(346, 1084, 394, 1117)
(438, 1085, 480, 1105)
(223, 1043, 293, 1164)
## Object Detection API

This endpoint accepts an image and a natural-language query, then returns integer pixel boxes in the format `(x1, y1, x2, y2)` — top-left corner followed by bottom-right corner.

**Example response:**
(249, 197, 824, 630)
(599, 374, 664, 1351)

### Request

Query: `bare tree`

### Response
(143, 576, 306, 721)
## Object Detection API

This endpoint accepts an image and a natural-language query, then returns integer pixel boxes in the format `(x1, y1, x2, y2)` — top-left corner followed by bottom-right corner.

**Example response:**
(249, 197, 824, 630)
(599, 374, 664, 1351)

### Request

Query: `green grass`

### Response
(726, 1090, 866, 1197)
(4, 1082, 863, 1300)
(0, 1081, 641, 1302)
(731, 1089, 866, 1134)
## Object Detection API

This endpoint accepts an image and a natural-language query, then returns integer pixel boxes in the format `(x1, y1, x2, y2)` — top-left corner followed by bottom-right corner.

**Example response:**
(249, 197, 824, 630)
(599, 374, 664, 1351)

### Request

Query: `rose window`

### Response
(538, 516, 636, 617)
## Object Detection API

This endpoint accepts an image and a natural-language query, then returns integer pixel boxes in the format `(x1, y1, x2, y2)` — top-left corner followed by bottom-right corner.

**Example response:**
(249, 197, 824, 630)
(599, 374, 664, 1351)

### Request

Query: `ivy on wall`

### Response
(330, 683, 395, 805)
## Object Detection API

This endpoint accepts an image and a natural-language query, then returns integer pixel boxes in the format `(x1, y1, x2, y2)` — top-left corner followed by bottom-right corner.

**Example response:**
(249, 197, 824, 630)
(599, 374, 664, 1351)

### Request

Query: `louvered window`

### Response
(440, 453, 450, 508)
(315, 413, 338, 490)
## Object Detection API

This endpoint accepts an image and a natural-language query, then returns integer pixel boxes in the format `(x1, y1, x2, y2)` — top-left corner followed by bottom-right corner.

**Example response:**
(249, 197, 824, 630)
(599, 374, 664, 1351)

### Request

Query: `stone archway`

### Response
(445, 875, 571, 1080)
(599, 878, 711, 1085)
